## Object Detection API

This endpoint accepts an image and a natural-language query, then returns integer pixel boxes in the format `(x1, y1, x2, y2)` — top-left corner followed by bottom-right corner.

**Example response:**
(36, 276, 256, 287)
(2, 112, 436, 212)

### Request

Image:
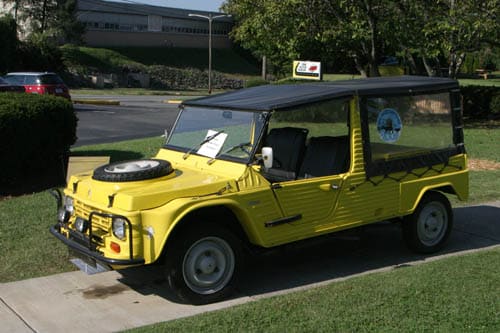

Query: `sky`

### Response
(109, 0, 226, 12)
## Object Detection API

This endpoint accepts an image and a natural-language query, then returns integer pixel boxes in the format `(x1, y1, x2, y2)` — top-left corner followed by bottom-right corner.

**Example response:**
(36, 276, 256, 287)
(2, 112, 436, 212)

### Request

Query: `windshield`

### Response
(166, 106, 267, 163)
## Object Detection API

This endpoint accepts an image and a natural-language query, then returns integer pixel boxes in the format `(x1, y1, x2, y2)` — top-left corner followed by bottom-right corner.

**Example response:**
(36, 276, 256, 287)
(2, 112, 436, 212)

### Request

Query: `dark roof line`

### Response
(183, 76, 459, 111)
(77, 0, 232, 22)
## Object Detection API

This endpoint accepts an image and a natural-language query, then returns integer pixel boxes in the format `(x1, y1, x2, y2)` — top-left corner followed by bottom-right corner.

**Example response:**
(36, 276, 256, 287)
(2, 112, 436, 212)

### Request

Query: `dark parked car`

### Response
(0, 77, 25, 93)
(3, 72, 71, 99)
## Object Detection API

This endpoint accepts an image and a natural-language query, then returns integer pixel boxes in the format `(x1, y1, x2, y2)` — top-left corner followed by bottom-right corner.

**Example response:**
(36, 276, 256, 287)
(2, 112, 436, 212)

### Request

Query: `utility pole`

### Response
(188, 13, 231, 94)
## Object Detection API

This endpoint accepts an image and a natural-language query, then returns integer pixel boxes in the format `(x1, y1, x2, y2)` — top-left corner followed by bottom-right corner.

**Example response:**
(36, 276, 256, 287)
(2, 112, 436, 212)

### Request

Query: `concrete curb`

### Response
(163, 99, 183, 104)
(72, 99, 120, 106)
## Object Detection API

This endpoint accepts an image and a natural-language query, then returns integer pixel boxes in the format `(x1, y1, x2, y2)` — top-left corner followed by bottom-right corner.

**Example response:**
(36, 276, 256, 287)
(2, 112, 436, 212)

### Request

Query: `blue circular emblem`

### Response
(376, 108, 402, 143)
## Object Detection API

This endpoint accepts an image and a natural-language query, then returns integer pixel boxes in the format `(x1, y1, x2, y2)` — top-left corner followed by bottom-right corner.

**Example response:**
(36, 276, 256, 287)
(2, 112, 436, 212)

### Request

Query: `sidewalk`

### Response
(1, 201, 499, 333)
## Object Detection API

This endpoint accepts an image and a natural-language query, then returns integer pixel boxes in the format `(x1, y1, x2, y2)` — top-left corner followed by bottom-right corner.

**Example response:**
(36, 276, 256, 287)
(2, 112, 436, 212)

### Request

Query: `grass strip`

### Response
(127, 248, 500, 332)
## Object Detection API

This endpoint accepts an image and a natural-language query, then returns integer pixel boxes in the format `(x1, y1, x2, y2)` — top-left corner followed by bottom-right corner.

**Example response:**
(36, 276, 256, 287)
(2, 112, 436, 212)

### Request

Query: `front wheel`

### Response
(402, 191, 453, 254)
(165, 224, 241, 304)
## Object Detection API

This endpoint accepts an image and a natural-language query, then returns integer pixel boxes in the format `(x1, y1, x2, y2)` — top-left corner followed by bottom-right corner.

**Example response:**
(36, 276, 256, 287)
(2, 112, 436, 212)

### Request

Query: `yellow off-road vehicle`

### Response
(51, 76, 468, 304)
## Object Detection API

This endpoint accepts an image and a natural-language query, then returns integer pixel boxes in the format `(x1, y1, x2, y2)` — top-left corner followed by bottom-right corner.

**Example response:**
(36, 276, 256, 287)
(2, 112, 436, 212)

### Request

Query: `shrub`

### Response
(244, 78, 269, 88)
(461, 85, 500, 120)
(0, 15, 17, 73)
(379, 65, 405, 76)
(0, 93, 77, 194)
(16, 33, 64, 73)
(147, 65, 243, 90)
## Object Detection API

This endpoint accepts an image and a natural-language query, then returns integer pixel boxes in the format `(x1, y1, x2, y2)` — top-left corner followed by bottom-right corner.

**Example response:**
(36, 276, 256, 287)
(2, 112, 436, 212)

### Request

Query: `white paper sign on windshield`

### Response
(197, 130, 228, 158)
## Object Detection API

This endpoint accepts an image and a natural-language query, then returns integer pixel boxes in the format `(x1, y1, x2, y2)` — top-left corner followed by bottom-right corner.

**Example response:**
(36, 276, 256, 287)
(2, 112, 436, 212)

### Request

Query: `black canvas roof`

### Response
(183, 76, 459, 111)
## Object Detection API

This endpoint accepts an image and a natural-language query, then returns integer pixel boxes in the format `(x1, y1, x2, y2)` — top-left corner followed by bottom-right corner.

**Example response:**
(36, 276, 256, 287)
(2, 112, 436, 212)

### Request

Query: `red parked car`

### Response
(3, 72, 71, 100)
(0, 77, 25, 93)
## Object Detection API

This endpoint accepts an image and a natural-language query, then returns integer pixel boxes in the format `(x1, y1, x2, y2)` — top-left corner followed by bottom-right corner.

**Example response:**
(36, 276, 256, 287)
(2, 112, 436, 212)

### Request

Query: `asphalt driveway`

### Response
(1, 201, 499, 333)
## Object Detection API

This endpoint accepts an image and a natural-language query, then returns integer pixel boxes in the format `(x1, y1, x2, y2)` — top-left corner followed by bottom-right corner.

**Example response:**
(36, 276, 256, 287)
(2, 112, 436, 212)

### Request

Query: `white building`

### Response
(77, 0, 233, 48)
(0, 0, 233, 48)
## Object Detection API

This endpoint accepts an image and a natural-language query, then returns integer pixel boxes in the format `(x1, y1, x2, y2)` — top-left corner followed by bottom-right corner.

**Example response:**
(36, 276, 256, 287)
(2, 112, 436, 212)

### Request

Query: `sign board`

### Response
(66, 156, 110, 183)
(293, 61, 322, 80)
(197, 130, 228, 158)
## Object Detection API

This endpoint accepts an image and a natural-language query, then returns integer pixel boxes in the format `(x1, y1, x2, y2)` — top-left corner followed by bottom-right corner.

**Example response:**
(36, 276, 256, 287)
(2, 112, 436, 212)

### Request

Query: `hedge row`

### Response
(147, 65, 243, 90)
(0, 93, 77, 194)
(461, 85, 500, 120)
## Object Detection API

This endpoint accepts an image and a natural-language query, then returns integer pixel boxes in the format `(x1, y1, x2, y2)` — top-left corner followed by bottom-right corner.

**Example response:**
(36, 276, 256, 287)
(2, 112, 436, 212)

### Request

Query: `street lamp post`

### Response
(188, 13, 231, 94)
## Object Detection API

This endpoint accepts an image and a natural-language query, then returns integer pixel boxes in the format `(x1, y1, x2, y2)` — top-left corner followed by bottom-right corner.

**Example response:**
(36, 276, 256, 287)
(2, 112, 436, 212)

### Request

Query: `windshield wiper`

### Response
(207, 142, 252, 165)
(183, 130, 225, 160)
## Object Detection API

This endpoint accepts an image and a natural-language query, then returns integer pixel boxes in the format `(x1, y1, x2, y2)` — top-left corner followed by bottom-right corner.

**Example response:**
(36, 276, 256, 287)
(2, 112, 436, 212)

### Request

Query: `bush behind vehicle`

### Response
(0, 93, 77, 194)
(461, 85, 500, 120)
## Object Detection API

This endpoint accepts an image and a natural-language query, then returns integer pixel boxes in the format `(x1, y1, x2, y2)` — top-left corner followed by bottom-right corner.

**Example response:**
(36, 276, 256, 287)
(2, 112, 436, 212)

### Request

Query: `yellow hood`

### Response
(67, 167, 237, 211)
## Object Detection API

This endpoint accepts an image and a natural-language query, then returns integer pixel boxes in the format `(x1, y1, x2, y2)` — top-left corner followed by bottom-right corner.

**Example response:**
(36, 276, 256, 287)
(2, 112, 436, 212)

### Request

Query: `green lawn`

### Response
(459, 78, 500, 87)
(128, 248, 500, 332)
(61, 45, 259, 76)
(109, 47, 259, 75)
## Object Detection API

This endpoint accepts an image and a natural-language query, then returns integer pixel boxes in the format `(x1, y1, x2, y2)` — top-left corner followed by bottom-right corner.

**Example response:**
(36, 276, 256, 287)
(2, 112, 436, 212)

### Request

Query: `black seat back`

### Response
(265, 127, 309, 172)
(298, 136, 350, 178)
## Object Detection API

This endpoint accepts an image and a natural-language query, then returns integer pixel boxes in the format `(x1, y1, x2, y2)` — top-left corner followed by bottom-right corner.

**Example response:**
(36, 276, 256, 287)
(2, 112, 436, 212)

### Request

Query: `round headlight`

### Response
(64, 196, 74, 215)
(112, 218, 127, 240)
(57, 208, 70, 224)
(74, 217, 88, 233)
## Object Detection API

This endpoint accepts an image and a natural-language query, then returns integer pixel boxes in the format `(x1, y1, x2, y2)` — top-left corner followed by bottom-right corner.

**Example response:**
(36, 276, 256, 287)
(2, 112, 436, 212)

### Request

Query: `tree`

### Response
(224, 0, 394, 77)
(0, 14, 18, 73)
(52, 0, 85, 44)
(389, 0, 499, 78)
(440, 0, 499, 78)
(223, 0, 306, 75)
(224, 0, 499, 78)
(17, 32, 64, 72)
(2, 0, 84, 44)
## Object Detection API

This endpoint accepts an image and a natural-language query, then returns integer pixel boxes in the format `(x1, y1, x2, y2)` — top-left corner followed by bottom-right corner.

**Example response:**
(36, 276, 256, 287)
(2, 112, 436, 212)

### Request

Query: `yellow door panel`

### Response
(270, 176, 344, 238)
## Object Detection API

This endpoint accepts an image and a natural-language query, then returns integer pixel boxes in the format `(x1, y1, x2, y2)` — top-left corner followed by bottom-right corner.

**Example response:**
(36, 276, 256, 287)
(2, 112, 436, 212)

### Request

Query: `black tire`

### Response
(92, 159, 173, 182)
(402, 191, 453, 254)
(165, 223, 242, 305)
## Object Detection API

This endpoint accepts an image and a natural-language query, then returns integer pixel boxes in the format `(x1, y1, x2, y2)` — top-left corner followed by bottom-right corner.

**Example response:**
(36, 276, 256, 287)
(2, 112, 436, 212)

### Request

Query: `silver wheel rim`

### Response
(105, 160, 159, 173)
(182, 236, 235, 295)
(417, 201, 448, 247)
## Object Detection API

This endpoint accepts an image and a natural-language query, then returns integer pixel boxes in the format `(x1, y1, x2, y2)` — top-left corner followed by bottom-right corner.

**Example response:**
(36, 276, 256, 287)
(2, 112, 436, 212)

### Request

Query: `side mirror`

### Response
(262, 147, 273, 169)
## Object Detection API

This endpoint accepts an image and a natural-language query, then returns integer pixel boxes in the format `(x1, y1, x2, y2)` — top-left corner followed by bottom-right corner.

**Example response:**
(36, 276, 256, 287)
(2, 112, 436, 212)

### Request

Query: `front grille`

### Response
(74, 200, 111, 231)
(68, 199, 138, 261)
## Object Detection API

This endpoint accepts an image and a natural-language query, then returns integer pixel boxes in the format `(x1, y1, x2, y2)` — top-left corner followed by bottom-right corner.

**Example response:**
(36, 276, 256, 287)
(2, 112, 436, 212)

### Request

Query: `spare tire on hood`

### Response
(92, 159, 173, 182)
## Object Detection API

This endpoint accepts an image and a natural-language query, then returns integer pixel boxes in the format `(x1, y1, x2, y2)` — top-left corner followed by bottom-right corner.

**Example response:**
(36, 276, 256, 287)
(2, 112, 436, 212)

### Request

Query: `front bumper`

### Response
(49, 188, 145, 267)
(50, 224, 145, 266)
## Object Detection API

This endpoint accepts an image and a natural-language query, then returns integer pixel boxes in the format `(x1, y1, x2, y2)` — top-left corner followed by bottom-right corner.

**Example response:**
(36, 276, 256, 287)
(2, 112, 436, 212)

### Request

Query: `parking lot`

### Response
(71, 94, 182, 146)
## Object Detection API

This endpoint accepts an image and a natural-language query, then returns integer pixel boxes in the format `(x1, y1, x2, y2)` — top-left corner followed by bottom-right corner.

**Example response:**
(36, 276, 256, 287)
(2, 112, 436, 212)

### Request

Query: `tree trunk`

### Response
(366, 9, 380, 76)
(369, 61, 380, 77)
(448, 52, 466, 79)
(422, 56, 436, 77)
(405, 52, 418, 75)
(353, 55, 368, 78)
(41, 0, 48, 33)
(261, 55, 267, 80)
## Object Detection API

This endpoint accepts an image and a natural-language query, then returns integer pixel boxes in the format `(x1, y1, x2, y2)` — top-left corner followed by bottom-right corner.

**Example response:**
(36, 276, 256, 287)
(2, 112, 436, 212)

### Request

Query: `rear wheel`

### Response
(402, 191, 453, 254)
(165, 223, 241, 304)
